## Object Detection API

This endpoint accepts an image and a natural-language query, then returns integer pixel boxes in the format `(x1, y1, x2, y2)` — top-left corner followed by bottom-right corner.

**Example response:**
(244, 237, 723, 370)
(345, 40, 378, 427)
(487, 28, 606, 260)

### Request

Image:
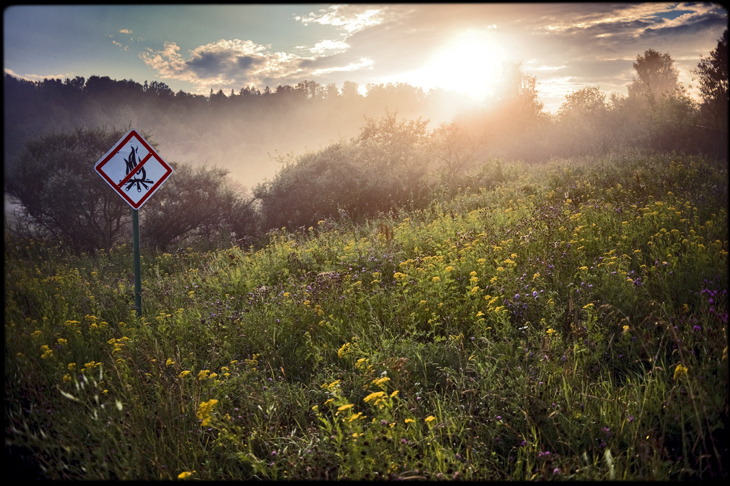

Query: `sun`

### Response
(418, 30, 507, 101)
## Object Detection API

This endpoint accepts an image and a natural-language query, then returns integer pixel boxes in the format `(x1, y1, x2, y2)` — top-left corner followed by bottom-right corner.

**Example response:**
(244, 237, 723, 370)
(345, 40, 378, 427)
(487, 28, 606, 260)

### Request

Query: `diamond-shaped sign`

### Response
(95, 129, 173, 209)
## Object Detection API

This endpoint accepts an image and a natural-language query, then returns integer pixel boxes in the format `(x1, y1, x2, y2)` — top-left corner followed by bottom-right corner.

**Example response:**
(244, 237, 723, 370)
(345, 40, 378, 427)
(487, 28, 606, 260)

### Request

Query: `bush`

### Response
(6, 126, 257, 253)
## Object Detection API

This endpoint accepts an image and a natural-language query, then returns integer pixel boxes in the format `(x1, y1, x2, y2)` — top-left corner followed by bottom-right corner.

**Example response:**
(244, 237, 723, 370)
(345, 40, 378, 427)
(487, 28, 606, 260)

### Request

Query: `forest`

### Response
(4, 32, 728, 254)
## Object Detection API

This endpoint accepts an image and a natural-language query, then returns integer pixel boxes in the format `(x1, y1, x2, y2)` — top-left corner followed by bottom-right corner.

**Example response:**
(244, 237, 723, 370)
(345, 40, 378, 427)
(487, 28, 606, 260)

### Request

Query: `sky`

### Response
(3, 3, 728, 113)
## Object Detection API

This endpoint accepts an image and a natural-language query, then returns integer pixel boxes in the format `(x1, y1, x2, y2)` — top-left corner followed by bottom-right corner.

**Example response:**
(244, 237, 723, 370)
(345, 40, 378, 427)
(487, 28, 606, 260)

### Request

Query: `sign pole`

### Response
(132, 208, 142, 317)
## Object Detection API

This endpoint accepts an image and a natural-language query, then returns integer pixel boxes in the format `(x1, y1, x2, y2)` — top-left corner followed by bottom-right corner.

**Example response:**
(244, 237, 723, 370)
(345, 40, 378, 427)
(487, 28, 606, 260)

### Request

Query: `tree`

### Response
(429, 121, 481, 185)
(341, 81, 360, 99)
(627, 49, 679, 105)
(253, 110, 435, 231)
(556, 86, 611, 155)
(5, 127, 133, 253)
(253, 143, 362, 231)
(617, 49, 706, 153)
(464, 61, 547, 161)
(646, 91, 699, 152)
(141, 163, 257, 250)
(694, 29, 728, 136)
(6, 127, 257, 253)
(145, 80, 174, 99)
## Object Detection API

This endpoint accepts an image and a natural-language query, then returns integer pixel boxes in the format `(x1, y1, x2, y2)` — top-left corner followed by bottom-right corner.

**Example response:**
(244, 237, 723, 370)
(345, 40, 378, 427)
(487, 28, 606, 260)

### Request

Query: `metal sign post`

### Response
(94, 129, 173, 317)
(132, 209, 142, 316)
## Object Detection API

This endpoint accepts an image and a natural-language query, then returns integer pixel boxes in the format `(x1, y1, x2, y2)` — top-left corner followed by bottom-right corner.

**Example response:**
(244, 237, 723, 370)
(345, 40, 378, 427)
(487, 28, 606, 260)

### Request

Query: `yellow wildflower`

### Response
(364, 391, 386, 403)
(196, 399, 219, 426)
(372, 376, 390, 387)
(673, 364, 688, 381)
(336, 404, 354, 414)
(322, 380, 341, 390)
(179, 370, 191, 378)
(337, 342, 351, 358)
(425, 416, 436, 424)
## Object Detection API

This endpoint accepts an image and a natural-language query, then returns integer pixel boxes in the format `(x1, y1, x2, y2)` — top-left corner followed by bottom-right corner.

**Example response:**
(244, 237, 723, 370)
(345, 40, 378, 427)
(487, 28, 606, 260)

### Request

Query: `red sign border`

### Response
(95, 129, 173, 210)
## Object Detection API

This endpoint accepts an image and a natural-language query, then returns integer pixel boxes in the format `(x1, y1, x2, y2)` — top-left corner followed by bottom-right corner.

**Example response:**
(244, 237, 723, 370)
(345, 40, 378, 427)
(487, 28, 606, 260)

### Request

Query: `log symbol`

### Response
(123, 145, 154, 193)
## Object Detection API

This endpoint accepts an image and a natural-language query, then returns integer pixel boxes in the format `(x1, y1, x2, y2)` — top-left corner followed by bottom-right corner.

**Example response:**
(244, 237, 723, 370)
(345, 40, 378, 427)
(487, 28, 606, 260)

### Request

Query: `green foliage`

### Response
(6, 153, 728, 480)
(694, 29, 728, 154)
(5, 126, 133, 253)
(254, 110, 435, 232)
(141, 163, 257, 251)
(6, 127, 256, 254)
(628, 49, 680, 102)
(555, 87, 612, 156)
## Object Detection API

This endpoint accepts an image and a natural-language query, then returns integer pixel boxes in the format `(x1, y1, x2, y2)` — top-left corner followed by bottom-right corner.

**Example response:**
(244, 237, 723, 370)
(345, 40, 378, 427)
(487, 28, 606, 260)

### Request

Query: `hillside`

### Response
(5, 153, 728, 480)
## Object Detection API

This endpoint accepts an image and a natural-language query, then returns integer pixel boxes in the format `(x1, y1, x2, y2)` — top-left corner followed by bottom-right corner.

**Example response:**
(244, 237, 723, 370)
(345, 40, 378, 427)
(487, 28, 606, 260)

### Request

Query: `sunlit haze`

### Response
(410, 29, 507, 101)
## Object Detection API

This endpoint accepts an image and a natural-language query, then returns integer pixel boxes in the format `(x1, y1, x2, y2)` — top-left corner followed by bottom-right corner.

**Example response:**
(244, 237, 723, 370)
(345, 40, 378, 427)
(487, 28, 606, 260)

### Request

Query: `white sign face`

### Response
(94, 129, 173, 209)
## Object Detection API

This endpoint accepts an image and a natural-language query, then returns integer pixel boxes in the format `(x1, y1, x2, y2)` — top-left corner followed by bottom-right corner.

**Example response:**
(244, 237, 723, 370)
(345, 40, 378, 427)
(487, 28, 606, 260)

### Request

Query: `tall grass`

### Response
(5, 153, 727, 480)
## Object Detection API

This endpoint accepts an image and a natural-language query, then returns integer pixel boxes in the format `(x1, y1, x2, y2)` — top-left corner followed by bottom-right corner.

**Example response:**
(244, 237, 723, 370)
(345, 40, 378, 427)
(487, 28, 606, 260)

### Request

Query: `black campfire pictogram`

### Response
(123, 145, 154, 192)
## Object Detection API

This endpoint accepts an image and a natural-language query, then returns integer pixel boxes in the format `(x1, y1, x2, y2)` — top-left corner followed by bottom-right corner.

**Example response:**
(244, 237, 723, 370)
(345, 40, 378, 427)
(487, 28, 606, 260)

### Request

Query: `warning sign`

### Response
(94, 129, 173, 209)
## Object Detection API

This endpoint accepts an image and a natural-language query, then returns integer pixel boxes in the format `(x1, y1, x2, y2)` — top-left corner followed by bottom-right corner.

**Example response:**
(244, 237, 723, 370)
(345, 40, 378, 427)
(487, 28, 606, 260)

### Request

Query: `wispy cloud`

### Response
(295, 5, 386, 34)
(109, 28, 139, 52)
(300, 39, 350, 56)
(112, 40, 128, 51)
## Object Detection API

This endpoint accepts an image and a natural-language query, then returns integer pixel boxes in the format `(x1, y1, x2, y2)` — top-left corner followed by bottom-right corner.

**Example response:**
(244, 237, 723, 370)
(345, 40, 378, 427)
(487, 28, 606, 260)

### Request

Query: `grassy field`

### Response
(5, 153, 728, 480)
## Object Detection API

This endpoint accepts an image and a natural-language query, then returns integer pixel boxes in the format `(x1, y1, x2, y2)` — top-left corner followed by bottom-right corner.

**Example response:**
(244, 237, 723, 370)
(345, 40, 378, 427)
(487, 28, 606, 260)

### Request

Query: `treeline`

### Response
(5, 33, 728, 254)
(3, 73, 463, 186)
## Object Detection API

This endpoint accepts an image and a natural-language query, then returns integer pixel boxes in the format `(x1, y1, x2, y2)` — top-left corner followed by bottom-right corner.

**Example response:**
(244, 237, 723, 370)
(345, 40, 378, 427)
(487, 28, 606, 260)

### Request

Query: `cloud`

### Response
(141, 35, 378, 94)
(141, 39, 304, 92)
(4, 67, 75, 82)
(295, 5, 386, 34)
(112, 40, 128, 52)
(305, 39, 350, 56)
(639, 8, 728, 40)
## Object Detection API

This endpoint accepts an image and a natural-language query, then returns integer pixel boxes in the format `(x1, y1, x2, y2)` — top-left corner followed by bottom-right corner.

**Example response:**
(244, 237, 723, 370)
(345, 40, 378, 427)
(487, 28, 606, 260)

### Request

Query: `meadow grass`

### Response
(5, 153, 728, 480)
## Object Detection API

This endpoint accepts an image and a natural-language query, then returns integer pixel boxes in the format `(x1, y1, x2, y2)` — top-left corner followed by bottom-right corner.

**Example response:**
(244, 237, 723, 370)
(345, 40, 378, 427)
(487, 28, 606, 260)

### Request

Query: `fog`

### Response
(3, 75, 474, 192)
